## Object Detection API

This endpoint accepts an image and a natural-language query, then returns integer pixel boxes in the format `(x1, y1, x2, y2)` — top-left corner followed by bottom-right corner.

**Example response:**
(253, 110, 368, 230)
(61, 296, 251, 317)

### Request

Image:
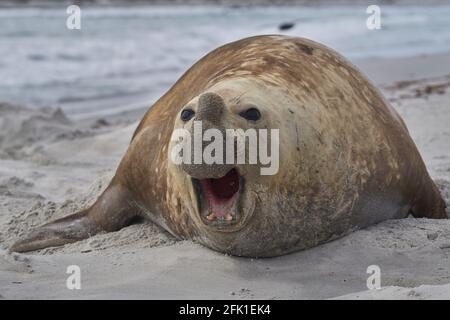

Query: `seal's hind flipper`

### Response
(10, 182, 138, 253)
(410, 179, 447, 219)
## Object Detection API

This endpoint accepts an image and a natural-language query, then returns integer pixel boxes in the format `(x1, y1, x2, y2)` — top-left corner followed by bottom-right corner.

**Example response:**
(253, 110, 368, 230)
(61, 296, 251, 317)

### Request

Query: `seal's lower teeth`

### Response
(206, 212, 233, 222)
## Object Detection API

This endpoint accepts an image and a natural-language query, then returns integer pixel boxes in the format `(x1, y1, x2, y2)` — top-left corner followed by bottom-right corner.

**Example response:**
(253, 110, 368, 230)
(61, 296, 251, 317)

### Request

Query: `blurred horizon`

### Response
(3, 0, 450, 7)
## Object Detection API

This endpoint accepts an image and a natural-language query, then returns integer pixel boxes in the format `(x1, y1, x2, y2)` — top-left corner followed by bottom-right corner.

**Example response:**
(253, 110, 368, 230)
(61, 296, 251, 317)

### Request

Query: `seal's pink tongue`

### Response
(200, 169, 239, 217)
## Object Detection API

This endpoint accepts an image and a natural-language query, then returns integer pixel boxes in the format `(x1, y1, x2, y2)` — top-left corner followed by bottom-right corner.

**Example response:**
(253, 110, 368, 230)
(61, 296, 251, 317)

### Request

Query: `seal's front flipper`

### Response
(10, 209, 98, 253)
(10, 182, 138, 253)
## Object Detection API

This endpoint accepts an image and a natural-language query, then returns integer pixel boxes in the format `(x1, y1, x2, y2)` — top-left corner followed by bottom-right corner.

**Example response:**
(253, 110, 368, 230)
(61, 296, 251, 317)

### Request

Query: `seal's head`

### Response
(168, 77, 286, 245)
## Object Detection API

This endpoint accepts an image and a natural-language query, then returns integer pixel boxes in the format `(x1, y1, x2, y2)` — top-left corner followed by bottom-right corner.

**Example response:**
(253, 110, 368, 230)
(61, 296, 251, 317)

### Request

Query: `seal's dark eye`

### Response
(239, 107, 261, 121)
(180, 109, 195, 122)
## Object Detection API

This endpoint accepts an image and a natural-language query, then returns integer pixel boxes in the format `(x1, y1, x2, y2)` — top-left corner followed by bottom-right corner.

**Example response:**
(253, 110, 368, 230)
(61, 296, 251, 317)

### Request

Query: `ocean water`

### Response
(1, 5, 450, 116)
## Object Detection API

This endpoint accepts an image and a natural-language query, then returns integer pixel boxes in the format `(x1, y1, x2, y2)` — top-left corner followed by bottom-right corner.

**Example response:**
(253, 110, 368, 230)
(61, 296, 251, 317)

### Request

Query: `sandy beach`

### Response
(0, 51, 449, 299)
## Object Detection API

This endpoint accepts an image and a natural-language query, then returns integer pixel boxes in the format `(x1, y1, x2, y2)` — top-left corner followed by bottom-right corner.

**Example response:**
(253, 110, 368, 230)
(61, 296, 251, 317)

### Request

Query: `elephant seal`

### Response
(11, 35, 446, 257)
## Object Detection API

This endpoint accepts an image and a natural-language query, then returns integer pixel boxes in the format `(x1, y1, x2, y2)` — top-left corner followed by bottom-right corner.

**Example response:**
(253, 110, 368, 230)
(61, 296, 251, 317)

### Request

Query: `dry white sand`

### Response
(1, 53, 450, 299)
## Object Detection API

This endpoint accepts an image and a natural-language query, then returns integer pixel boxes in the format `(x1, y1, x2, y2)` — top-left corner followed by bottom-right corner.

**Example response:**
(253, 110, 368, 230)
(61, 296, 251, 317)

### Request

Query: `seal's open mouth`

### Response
(193, 168, 243, 226)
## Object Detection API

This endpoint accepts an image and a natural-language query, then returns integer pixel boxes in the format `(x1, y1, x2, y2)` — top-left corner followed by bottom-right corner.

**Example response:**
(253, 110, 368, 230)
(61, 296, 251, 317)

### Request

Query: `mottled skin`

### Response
(11, 35, 446, 257)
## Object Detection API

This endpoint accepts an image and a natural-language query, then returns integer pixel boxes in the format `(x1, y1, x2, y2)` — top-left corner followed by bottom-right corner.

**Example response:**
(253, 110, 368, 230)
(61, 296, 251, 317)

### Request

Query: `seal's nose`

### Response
(180, 92, 233, 180)
(196, 92, 225, 125)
